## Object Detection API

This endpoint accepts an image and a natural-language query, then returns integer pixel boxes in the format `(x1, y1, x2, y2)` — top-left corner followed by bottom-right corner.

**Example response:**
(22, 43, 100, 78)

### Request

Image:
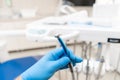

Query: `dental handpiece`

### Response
(55, 35, 75, 80)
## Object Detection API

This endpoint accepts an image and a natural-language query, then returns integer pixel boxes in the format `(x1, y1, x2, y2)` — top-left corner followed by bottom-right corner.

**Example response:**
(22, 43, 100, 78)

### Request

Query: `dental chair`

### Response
(0, 40, 43, 80)
(0, 55, 43, 80)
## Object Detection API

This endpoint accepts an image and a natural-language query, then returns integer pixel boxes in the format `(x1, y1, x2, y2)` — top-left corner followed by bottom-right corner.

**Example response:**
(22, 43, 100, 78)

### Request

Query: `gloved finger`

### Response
(45, 48, 65, 60)
(71, 57, 83, 67)
(53, 56, 70, 71)
(73, 56, 83, 63)
(67, 49, 83, 63)
(58, 57, 83, 70)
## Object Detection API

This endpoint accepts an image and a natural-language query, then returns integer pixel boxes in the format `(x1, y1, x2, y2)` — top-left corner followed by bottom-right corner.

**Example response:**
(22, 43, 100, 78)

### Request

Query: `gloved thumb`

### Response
(53, 57, 70, 70)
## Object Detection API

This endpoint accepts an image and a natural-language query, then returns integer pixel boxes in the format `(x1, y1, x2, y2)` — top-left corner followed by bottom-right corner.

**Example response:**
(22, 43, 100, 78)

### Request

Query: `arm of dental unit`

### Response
(1, 25, 120, 43)
(26, 23, 120, 43)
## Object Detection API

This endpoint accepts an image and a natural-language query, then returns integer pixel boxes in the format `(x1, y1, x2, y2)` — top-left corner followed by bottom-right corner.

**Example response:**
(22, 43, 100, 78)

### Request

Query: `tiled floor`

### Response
(9, 44, 120, 80)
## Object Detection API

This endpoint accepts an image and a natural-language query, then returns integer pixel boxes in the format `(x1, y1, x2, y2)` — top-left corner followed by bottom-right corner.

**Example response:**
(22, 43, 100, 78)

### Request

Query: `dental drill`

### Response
(94, 43, 106, 80)
(95, 56, 105, 80)
(81, 41, 88, 59)
(81, 41, 88, 75)
(82, 42, 93, 80)
(55, 35, 75, 80)
(86, 42, 92, 80)
(96, 42, 103, 60)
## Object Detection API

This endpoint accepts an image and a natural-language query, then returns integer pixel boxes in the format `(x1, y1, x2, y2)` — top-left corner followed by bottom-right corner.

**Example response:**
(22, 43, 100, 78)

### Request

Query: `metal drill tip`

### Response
(54, 34, 60, 38)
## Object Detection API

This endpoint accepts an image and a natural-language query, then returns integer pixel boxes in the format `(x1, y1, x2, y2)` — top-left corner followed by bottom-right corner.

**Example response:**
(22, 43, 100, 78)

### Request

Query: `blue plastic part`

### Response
(0, 56, 43, 80)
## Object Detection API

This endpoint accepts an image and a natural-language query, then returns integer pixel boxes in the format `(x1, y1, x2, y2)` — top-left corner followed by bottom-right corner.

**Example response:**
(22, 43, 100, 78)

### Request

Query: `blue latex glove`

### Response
(21, 48, 83, 80)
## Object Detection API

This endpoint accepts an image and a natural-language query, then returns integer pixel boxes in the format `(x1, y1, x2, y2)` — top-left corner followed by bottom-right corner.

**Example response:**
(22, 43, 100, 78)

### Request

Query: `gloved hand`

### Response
(21, 48, 83, 80)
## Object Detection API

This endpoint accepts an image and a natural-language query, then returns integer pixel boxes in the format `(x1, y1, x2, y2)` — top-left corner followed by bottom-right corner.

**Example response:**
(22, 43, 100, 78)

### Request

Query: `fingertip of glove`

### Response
(75, 57, 83, 63)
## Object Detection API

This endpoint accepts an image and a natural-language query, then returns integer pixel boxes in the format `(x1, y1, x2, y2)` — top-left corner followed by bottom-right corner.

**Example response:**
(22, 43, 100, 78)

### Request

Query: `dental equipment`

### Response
(80, 41, 87, 76)
(55, 35, 75, 80)
(86, 42, 92, 80)
(86, 59, 90, 80)
(94, 43, 106, 80)
(95, 56, 105, 80)
(82, 41, 88, 59)
(96, 42, 103, 60)
(88, 42, 92, 60)
(82, 42, 93, 80)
